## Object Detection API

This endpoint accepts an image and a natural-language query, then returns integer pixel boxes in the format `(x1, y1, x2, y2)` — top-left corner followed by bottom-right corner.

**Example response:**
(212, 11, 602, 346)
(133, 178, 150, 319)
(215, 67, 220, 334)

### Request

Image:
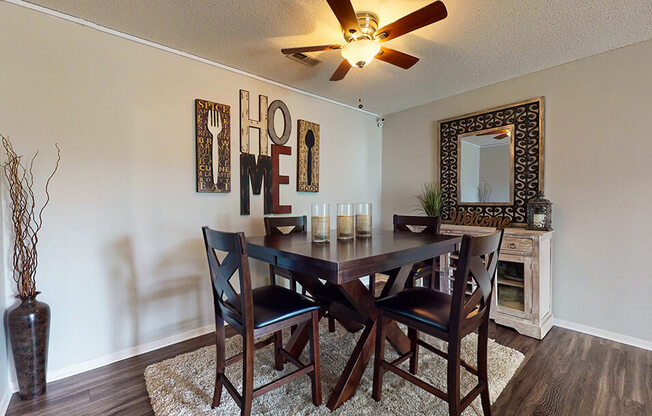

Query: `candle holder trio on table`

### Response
(311, 203, 372, 243)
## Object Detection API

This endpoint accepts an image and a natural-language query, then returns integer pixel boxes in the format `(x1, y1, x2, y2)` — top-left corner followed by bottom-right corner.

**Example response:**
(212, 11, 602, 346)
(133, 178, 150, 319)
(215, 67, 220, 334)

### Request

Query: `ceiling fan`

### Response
(477, 129, 511, 140)
(281, 0, 448, 81)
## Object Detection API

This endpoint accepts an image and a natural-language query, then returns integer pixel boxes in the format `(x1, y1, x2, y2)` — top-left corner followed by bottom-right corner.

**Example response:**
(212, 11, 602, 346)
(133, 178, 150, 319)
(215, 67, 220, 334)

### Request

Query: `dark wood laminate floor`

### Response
(6, 323, 650, 416)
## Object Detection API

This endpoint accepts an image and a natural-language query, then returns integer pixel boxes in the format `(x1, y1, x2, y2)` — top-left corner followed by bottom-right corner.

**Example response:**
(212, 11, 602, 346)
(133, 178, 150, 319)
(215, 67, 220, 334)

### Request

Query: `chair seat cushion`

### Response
(375, 287, 451, 331)
(228, 285, 319, 329)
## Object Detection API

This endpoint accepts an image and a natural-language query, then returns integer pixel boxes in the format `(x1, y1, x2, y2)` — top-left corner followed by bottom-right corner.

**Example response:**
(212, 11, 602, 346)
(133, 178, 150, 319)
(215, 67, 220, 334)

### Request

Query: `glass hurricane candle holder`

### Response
(355, 203, 372, 238)
(311, 203, 330, 243)
(337, 203, 354, 240)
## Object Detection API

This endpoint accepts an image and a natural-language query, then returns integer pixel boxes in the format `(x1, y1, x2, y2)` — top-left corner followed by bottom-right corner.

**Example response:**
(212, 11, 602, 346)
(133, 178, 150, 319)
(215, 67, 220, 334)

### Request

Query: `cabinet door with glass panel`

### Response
(493, 253, 533, 319)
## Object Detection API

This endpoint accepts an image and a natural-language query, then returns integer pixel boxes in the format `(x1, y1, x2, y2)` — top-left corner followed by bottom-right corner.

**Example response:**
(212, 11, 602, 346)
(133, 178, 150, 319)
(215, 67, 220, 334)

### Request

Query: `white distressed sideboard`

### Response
(439, 224, 553, 339)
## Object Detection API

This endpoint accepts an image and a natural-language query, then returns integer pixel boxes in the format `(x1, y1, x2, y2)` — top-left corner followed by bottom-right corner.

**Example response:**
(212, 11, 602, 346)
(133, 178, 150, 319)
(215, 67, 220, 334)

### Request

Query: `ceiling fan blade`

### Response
(375, 1, 448, 42)
(329, 59, 351, 81)
(326, 0, 362, 37)
(281, 44, 341, 55)
(494, 134, 509, 140)
(375, 47, 419, 69)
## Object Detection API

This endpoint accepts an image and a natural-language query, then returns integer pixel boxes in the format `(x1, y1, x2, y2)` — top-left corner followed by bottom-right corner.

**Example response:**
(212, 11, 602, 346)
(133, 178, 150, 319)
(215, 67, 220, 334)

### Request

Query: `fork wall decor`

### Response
(195, 99, 231, 192)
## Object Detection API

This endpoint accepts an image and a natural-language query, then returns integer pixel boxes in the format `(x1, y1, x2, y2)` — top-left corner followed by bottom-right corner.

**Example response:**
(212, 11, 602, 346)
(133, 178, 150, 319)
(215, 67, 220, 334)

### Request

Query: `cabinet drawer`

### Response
(502, 237, 533, 253)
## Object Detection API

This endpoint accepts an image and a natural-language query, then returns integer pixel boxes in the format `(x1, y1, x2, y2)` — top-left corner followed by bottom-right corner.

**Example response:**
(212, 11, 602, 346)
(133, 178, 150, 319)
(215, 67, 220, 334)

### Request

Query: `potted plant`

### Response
(415, 181, 444, 217)
(2, 134, 60, 399)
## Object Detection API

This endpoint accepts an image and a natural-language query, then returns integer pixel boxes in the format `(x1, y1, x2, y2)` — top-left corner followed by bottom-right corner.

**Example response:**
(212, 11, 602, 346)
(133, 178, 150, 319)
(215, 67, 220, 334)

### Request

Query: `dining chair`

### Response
(393, 214, 442, 289)
(202, 226, 322, 416)
(372, 229, 504, 416)
(264, 215, 338, 333)
(264, 216, 307, 292)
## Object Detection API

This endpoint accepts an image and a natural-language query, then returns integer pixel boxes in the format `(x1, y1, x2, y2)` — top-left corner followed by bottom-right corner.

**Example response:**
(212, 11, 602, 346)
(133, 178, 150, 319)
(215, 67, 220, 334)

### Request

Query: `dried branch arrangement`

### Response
(2, 133, 61, 298)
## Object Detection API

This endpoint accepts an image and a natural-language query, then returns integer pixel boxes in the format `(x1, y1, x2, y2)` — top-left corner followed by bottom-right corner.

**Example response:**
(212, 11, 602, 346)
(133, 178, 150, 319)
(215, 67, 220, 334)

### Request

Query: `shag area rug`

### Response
(145, 321, 524, 415)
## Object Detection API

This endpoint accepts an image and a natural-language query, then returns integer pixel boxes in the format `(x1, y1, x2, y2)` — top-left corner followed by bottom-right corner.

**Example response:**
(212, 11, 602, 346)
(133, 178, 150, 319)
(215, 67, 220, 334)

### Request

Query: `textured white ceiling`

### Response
(24, 0, 652, 114)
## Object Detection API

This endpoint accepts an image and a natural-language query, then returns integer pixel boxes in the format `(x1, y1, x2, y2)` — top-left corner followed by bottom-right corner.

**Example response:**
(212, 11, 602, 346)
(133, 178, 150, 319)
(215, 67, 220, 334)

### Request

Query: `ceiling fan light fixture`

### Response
(341, 39, 380, 68)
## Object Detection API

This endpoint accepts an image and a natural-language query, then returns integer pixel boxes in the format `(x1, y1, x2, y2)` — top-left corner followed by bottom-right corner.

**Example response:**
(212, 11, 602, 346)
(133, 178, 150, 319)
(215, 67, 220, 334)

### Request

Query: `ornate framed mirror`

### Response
(438, 97, 544, 225)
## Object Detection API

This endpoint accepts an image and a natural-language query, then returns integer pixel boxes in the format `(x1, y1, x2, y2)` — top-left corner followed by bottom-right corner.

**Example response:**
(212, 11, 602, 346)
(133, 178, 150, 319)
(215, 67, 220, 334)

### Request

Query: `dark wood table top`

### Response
(246, 229, 461, 284)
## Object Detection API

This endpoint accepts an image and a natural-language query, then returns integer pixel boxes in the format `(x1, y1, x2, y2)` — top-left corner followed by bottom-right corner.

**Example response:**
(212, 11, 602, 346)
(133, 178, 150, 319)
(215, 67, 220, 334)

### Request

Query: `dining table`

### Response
(246, 229, 461, 410)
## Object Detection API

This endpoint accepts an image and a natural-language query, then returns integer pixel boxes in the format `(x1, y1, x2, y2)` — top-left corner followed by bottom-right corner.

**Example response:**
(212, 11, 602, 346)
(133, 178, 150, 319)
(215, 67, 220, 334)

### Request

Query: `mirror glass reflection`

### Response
(459, 127, 513, 204)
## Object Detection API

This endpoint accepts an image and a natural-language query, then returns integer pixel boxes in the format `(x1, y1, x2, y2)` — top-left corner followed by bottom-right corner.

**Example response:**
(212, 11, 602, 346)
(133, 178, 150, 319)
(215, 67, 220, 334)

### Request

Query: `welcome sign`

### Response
(449, 209, 512, 228)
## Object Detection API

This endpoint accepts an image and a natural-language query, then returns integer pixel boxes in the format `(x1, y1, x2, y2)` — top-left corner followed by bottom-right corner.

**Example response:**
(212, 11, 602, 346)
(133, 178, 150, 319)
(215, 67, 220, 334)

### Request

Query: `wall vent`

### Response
(286, 52, 321, 67)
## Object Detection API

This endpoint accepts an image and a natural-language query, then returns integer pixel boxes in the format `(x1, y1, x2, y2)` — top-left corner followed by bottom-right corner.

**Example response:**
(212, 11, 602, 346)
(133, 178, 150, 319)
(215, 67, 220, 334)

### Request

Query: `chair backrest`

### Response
(264, 215, 308, 236)
(393, 214, 441, 234)
(449, 230, 504, 332)
(202, 226, 254, 331)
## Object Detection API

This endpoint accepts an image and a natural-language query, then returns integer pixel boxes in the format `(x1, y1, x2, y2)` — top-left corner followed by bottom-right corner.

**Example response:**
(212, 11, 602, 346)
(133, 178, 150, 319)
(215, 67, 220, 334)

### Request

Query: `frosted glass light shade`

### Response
(341, 39, 381, 68)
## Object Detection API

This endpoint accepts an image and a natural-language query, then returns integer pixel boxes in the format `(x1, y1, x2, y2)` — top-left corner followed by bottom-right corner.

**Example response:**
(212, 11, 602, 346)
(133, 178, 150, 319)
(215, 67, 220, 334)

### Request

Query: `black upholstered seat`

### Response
(228, 285, 320, 329)
(375, 287, 451, 331)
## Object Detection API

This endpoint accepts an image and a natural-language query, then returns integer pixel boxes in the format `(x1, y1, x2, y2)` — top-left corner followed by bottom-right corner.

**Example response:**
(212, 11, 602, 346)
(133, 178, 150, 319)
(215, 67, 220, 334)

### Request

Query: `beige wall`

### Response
(382, 39, 652, 342)
(0, 2, 382, 378)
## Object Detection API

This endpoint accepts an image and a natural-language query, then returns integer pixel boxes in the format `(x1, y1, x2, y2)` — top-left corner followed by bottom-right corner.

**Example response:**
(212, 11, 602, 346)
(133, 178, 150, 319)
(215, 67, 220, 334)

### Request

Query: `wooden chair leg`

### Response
(241, 332, 255, 416)
(369, 274, 376, 294)
(478, 322, 492, 415)
(328, 315, 336, 333)
(212, 315, 225, 408)
(408, 327, 419, 375)
(273, 331, 284, 371)
(372, 311, 386, 401)
(308, 310, 322, 406)
(447, 339, 462, 416)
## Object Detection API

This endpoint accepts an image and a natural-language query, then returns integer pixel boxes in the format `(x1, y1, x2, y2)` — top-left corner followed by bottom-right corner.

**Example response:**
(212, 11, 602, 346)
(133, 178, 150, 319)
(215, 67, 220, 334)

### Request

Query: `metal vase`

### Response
(7, 292, 50, 400)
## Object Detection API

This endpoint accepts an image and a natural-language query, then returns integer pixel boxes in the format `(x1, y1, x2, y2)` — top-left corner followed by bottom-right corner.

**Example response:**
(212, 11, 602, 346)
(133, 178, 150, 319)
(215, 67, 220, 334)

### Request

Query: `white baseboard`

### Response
(0, 388, 11, 416)
(554, 318, 651, 351)
(9, 324, 215, 392)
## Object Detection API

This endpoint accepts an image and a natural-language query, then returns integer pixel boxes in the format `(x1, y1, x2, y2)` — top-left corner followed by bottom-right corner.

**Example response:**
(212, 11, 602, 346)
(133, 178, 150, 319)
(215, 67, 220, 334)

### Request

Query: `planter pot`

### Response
(7, 292, 50, 400)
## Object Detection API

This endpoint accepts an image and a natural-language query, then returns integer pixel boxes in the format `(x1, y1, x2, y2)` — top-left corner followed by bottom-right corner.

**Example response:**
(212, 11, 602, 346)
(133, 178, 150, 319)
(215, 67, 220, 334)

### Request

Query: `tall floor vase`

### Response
(7, 292, 50, 400)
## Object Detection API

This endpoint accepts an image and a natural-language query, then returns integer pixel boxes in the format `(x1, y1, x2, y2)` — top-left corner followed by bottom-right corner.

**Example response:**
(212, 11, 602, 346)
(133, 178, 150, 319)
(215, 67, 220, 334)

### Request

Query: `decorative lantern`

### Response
(527, 192, 553, 231)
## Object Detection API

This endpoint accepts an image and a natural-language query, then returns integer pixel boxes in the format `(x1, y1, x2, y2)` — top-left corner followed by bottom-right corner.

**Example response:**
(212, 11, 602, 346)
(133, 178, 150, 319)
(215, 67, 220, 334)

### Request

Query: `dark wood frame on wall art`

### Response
(438, 97, 545, 225)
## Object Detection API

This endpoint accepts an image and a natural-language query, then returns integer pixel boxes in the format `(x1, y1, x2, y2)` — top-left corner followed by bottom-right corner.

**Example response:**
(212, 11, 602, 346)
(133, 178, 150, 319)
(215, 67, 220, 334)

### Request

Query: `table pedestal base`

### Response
(287, 265, 413, 410)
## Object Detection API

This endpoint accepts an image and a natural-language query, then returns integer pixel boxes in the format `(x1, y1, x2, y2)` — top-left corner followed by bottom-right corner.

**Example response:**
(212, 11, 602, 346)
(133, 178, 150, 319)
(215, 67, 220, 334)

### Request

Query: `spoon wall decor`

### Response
(305, 129, 315, 185)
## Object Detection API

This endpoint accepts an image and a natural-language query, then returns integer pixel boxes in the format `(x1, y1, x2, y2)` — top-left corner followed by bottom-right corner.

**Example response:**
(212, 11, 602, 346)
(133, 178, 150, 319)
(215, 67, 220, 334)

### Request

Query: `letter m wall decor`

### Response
(240, 153, 272, 215)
